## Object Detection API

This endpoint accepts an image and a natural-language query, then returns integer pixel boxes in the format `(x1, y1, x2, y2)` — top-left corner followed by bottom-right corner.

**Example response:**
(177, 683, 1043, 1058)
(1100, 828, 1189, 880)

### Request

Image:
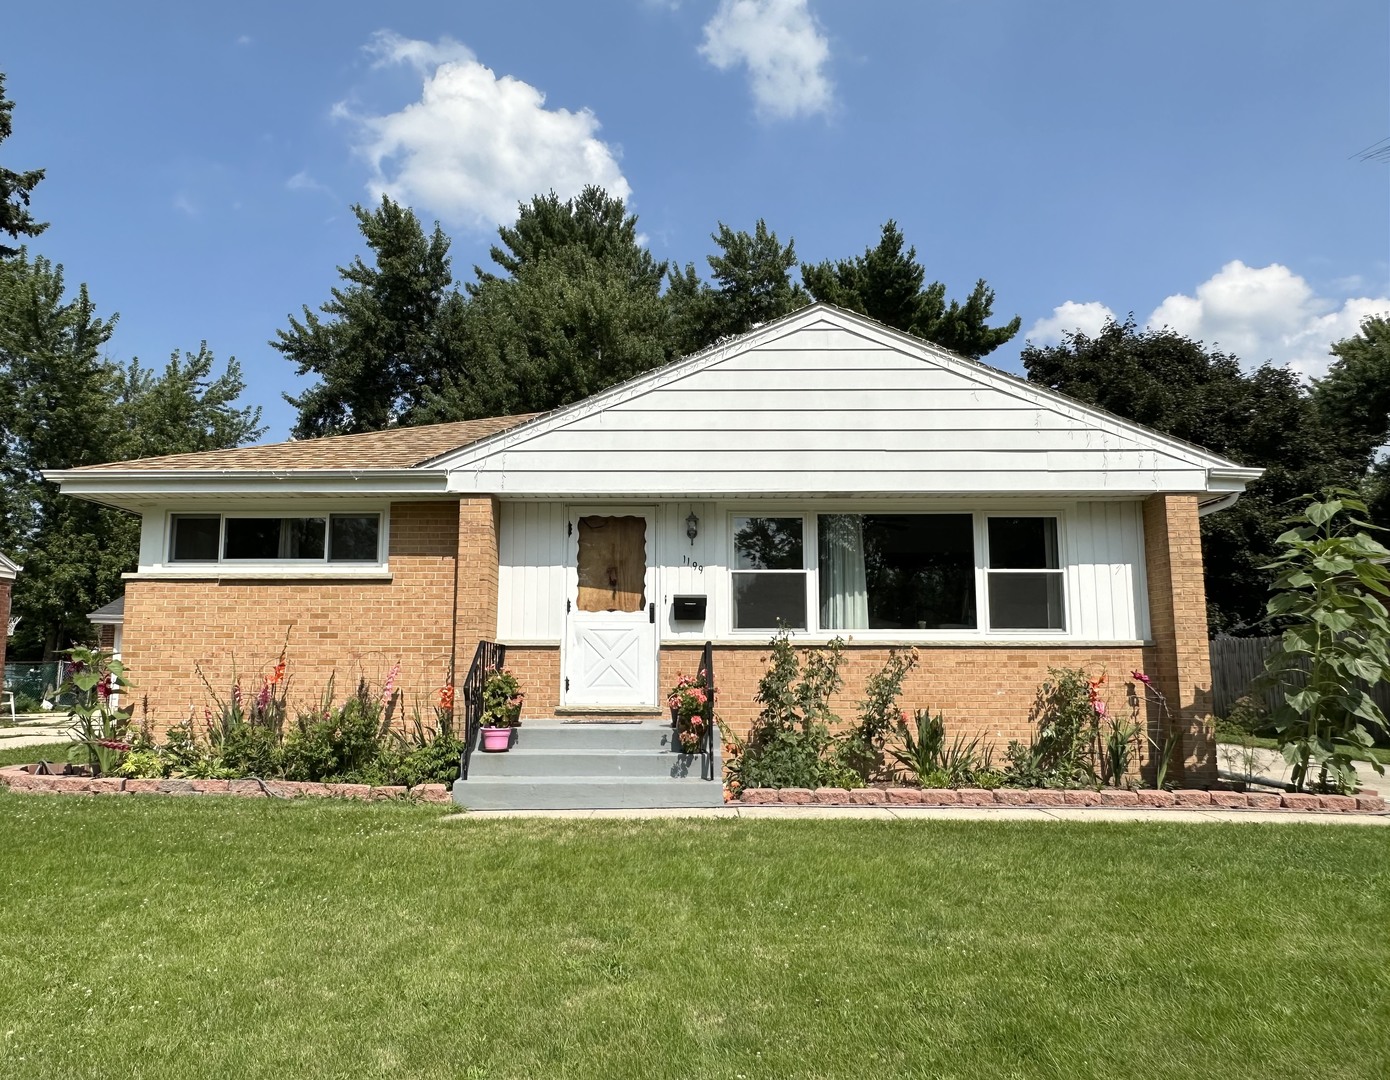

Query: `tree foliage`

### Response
(1022, 317, 1363, 634)
(801, 221, 1020, 358)
(1315, 315, 1390, 529)
(0, 251, 262, 657)
(0, 73, 46, 258)
(274, 197, 460, 438)
(667, 220, 808, 355)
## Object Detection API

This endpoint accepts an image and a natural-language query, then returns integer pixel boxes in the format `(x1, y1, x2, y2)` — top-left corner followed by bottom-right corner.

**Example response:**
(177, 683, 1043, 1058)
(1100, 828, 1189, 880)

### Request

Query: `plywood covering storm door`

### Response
(562, 507, 659, 707)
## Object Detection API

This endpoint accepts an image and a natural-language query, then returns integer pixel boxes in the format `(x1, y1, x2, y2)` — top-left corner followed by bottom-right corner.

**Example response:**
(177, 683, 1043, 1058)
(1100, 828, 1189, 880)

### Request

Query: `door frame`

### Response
(560, 504, 661, 708)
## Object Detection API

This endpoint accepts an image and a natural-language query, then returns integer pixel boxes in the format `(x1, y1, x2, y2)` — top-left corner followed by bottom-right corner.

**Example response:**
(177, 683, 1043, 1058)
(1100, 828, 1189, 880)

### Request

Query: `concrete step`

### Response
(454, 775, 725, 811)
(508, 721, 682, 752)
(467, 747, 709, 780)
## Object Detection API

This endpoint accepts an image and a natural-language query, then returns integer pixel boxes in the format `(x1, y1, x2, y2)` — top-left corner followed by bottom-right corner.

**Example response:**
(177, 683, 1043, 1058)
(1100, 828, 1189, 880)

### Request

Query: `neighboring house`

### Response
(87, 595, 125, 656)
(0, 551, 19, 677)
(46, 304, 1260, 783)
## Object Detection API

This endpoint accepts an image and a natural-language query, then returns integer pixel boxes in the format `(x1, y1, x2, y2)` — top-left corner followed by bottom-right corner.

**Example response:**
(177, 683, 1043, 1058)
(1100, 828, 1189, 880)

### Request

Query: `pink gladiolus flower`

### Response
(1131, 670, 1151, 684)
(256, 679, 271, 712)
(1094, 699, 1108, 717)
(382, 661, 400, 706)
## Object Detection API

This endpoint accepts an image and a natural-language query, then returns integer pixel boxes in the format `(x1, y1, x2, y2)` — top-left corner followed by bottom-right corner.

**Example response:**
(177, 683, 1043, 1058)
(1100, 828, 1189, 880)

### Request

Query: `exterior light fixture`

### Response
(685, 510, 699, 545)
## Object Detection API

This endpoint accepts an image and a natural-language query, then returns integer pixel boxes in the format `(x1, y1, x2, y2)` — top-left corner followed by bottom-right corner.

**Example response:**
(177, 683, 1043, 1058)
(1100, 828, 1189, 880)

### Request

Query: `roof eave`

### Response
(43, 467, 450, 511)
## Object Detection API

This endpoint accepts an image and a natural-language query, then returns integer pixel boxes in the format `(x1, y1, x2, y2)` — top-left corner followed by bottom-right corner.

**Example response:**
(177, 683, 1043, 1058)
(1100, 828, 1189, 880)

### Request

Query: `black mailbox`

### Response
(672, 595, 708, 621)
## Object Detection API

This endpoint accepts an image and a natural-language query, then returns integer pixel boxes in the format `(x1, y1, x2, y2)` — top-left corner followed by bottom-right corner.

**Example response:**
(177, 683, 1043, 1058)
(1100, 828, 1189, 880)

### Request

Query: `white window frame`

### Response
(721, 506, 1072, 641)
(727, 512, 813, 635)
(163, 507, 389, 571)
(981, 512, 1069, 635)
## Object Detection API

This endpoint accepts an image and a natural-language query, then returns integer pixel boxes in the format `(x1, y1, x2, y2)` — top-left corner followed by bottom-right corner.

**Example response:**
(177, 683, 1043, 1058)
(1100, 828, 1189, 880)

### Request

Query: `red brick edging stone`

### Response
(0, 765, 451, 803)
(737, 785, 1386, 814)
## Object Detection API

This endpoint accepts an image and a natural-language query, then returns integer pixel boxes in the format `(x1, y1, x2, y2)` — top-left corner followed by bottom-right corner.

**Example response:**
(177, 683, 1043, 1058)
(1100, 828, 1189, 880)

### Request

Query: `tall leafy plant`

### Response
(1259, 488, 1390, 793)
(60, 646, 133, 776)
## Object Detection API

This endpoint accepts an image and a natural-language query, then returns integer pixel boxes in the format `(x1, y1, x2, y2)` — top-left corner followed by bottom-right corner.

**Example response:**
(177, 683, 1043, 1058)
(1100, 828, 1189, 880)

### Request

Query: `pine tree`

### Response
(0, 73, 46, 258)
(801, 221, 1020, 359)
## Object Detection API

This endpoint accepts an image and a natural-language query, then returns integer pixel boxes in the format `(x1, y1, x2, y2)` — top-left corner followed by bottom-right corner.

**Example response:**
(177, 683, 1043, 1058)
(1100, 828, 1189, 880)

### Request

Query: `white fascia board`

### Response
(43, 468, 448, 511)
(429, 303, 1258, 481)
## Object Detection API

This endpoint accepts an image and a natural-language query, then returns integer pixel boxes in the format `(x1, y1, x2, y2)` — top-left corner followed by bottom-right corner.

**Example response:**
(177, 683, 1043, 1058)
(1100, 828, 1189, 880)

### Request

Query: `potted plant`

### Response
(480, 668, 524, 752)
(667, 672, 710, 754)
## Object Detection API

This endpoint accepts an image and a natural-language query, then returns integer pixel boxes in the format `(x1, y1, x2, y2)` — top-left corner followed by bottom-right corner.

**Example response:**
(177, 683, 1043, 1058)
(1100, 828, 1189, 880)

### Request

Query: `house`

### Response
(87, 595, 125, 656)
(46, 304, 1260, 799)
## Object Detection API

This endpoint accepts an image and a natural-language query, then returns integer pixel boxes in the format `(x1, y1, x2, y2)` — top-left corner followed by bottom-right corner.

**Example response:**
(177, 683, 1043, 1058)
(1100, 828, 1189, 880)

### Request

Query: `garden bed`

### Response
(736, 785, 1387, 813)
(0, 764, 451, 802)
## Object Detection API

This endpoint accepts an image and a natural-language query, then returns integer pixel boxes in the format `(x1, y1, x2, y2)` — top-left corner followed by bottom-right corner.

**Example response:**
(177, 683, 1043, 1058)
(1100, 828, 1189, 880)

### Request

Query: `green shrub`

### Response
(1004, 667, 1099, 789)
(116, 749, 167, 779)
(889, 709, 994, 788)
(399, 736, 464, 787)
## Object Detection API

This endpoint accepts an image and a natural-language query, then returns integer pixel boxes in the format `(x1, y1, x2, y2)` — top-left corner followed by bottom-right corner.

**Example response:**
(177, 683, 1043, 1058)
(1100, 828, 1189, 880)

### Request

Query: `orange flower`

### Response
(438, 684, 455, 711)
(268, 651, 286, 686)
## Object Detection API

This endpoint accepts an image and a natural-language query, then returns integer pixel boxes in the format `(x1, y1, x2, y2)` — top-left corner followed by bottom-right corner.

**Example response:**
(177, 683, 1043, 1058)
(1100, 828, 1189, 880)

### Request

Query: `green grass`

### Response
(1216, 732, 1390, 765)
(0, 796, 1387, 1079)
(0, 742, 68, 768)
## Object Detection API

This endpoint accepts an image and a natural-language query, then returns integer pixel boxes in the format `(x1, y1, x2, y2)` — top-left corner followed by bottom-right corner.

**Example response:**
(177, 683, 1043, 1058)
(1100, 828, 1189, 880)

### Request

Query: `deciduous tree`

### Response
(0, 73, 46, 258)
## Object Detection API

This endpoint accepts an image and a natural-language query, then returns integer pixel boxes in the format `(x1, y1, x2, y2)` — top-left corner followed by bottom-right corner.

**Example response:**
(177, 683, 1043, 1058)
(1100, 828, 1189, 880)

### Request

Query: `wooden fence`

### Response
(1209, 635, 1390, 718)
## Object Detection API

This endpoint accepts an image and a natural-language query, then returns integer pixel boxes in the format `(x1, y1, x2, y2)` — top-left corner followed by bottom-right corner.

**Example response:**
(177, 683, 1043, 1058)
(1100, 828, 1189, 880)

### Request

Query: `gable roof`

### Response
(0, 551, 19, 580)
(45, 304, 1261, 509)
(431, 304, 1260, 499)
(87, 594, 125, 623)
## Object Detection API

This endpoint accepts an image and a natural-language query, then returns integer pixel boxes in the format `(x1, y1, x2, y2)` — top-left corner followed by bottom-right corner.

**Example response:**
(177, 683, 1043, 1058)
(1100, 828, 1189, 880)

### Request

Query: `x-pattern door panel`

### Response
(563, 507, 658, 707)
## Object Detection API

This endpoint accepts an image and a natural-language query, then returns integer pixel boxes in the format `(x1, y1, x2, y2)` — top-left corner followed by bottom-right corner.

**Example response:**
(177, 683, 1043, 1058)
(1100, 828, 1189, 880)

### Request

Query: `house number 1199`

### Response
(682, 555, 705, 572)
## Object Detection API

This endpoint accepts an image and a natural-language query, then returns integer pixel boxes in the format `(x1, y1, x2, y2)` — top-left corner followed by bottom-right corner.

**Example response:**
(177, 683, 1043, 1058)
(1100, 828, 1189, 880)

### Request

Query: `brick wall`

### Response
(1142, 494, 1216, 782)
(122, 502, 460, 727)
(0, 577, 11, 675)
(500, 641, 1156, 758)
(452, 496, 500, 685)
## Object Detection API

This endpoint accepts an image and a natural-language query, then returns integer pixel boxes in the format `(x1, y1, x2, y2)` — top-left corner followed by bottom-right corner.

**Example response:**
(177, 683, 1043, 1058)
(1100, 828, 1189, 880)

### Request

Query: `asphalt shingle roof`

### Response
(69, 414, 542, 473)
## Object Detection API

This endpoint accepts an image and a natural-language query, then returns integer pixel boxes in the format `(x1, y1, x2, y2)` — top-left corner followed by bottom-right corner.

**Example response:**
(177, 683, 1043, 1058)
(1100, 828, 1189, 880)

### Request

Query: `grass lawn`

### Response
(0, 796, 1387, 1079)
(0, 743, 68, 769)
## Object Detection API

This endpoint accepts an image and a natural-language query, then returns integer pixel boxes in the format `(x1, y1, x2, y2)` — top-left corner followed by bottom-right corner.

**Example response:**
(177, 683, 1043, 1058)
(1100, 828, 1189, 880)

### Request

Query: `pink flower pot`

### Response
(480, 726, 512, 752)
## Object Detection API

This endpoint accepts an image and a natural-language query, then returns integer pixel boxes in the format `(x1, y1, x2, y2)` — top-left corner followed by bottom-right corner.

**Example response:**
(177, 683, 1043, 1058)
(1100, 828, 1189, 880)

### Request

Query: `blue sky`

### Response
(6, 0, 1389, 440)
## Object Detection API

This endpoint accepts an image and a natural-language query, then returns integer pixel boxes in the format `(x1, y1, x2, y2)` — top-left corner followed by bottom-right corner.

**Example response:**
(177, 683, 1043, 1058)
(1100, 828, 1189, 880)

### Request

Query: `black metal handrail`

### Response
(459, 640, 506, 782)
(697, 641, 716, 782)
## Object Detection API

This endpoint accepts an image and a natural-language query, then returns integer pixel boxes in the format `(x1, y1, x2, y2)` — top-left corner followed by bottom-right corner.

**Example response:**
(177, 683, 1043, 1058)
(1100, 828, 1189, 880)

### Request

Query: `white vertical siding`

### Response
(497, 502, 567, 640)
(500, 498, 1151, 644)
(1068, 501, 1149, 640)
(656, 501, 718, 640)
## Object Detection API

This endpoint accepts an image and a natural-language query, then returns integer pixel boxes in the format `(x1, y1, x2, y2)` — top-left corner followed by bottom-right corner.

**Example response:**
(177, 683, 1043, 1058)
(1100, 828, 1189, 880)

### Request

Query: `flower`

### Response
(256, 679, 271, 712)
(438, 684, 455, 711)
(268, 652, 286, 686)
(382, 661, 401, 707)
(1093, 699, 1108, 718)
(1131, 670, 1151, 685)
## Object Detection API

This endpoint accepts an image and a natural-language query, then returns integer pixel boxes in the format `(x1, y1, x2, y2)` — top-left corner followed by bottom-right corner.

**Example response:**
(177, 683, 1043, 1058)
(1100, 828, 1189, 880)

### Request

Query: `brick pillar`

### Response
(453, 496, 501, 683)
(0, 576, 11, 676)
(1142, 494, 1215, 784)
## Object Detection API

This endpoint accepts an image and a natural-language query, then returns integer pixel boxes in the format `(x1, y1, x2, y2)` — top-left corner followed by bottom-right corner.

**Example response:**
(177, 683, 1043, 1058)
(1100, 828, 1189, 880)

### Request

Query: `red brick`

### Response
(1171, 789, 1212, 807)
(413, 783, 451, 804)
(1280, 793, 1320, 811)
(1356, 795, 1386, 813)
(369, 785, 408, 801)
(228, 779, 267, 797)
(917, 789, 960, 806)
(327, 783, 371, 800)
(1210, 791, 1247, 809)
(738, 788, 777, 805)
(1062, 790, 1102, 807)
(1245, 793, 1282, 809)
(810, 787, 849, 805)
(1135, 790, 1176, 808)
(956, 788, 994, 806)
(993, 789, 1034, 806)
(190, 779, 230, 794)
(1099, 789, 1140, 806)
(884, 788, 927, 805)
(846, 788, 885, 805)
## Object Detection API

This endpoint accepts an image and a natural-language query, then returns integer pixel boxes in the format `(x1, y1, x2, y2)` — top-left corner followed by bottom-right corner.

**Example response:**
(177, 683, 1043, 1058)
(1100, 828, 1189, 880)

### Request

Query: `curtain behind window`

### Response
(819, 514, 870, 629)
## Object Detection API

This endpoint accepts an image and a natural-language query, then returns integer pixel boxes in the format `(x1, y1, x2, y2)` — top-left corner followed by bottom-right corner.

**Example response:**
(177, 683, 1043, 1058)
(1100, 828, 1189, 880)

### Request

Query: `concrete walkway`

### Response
(0, 717, 74, 750)
(447, 805, 1388, 825)
(1217, 741, 1385, 793)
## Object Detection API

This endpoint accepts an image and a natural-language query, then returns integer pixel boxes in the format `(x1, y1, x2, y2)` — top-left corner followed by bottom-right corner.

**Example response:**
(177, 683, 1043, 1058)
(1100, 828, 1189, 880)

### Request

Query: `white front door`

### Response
(562, 507, 658, 707)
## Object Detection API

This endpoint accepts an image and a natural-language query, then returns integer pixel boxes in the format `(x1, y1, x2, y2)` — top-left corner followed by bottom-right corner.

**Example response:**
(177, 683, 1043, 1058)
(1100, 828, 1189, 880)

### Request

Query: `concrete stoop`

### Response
(453, 719, 723, 811)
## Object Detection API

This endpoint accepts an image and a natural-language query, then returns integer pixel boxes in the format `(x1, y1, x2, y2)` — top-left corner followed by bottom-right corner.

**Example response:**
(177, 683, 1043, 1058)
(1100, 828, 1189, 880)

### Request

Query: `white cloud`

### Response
(699, 0, 833, 120)
(1025, 300, 1117, 345)
(1148, 260, 1390, 378)
(339, 31, 631, 229)
(286, 170, 335, 199)
(1034, 261, 1390, 380)
(172, 192, 198, 217)
(235, 34, 253, 47)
